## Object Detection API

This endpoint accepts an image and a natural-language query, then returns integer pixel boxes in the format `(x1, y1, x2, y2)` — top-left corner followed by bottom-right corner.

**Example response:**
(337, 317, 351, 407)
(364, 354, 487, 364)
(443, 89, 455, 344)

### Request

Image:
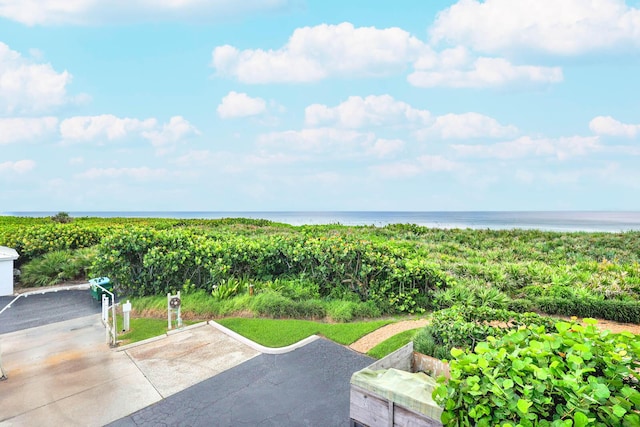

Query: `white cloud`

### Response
(212, 22, 425, 83)
(371, 155, 461, 178)
(408, 52, 563, 88)
(0, 42, 72, 113)
(258, 128, 376, 154)
(417, 155, 461, 172)
(305, 95, 431, 128)
(0, 0, 293, 26)
(75, 167, 169, 181)
(417, 112, 518, 139)
(141, 115, 200, 151)
(366, 139, 405, 158)
(59, 114, 199, 154)
(0, 159, 36, 174)
(217, 91, 266, 119)
(589, 115, 640, 138)
(429, 0, 640, 55)
(452, 136, 601, 160)
(69, 157, 84, 165)
(305, 95, 516, 140)
(0, 117, 58, 144)
(60, 114, 156, 142)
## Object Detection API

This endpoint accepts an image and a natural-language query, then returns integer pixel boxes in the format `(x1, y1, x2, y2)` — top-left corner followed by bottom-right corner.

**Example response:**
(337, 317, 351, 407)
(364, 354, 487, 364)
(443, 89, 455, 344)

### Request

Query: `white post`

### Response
(102, 294, 109, 324)
(123, 300, 131, 331)
(167, 293, 171, 330)
(111, 294, 117, 347)
(176, 291, 182, 328)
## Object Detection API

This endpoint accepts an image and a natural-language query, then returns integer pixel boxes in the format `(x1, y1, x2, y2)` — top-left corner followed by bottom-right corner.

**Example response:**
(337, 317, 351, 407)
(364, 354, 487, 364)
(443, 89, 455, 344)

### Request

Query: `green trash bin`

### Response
(89, 277, 112, 301)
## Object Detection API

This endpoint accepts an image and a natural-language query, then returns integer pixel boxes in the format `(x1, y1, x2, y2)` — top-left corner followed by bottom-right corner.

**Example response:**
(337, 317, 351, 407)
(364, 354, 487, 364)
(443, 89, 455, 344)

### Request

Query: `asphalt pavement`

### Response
(0, 289, 101, 334)
(110, 338, 373, 427)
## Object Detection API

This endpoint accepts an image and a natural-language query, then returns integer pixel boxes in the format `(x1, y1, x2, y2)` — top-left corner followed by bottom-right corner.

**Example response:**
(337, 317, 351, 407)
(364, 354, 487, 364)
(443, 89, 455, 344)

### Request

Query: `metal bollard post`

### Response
(123, 300, 131, 332)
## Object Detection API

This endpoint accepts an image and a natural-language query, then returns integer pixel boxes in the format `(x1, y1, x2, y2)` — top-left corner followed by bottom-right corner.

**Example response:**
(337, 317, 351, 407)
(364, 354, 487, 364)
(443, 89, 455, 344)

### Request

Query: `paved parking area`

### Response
(110, 338, 373, 427)
(0, 289, 100, 334)
(1, 289, 374, 426)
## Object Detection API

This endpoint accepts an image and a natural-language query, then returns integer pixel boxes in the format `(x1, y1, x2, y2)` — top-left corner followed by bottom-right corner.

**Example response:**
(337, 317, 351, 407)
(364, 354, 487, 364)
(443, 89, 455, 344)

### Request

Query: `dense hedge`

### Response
(0, 224, 106, 265)
(534, 297, 640, 324)
(91, 228, 449, 311)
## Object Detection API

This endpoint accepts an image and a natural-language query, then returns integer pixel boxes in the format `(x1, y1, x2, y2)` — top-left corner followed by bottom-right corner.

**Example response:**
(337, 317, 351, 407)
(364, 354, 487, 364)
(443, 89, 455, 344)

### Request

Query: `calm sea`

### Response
(4, 211, 640, 233)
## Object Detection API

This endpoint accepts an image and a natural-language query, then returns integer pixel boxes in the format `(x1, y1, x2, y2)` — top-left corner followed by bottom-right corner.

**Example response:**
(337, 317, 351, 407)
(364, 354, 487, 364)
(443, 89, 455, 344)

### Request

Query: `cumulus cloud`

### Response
(417, 112, 518, 139)
(0, 42, 73, 113)
(59, 114, 199, 154)
(408, 48, 563, 88)
(589, 116, 640, 138)
(371, 155, 461, 178)
(60, 114, 156, 142)
(75, 167, 169, 181)
(0, 159, 36, 174)
(217, 91, 266, 119)
(141, 116, 200, 151)
(258, 128, 376, 155)
(212, 22, 425, 83)
(452, 136, 601, 160)
(0, 117, 58, 144)
(429, 0, 640, 55)
(0, 0, 293, 26)
(305, 95, 431, 128)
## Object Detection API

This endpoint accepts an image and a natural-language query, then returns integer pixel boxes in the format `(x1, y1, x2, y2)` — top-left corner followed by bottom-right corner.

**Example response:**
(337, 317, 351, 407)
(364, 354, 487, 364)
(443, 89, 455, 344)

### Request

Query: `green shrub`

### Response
(434, 319, 640, 426)
(20, 248, 96, 287)
(51, 212, 73, 223)
(251, 292, 326, 319)
(535, 296, 640, 323)
(211, 278, 242, 301)
(508, 298, 534, 312)
(433, 282, 510, 310)
(416, 306, 556, 359)
(277, 278, 321, 301)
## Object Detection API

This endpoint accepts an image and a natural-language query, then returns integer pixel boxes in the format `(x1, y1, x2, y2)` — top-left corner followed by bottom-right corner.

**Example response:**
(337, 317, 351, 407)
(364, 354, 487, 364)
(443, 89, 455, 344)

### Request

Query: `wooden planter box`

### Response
(349, 342, 448, 427)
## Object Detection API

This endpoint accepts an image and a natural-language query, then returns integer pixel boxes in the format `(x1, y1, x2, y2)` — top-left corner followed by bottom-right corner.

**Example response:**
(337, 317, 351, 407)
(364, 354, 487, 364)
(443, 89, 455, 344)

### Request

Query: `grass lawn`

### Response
(367, 328, 422, 359)
(116, 316, 199, 345)
(216, 317, 393, 347)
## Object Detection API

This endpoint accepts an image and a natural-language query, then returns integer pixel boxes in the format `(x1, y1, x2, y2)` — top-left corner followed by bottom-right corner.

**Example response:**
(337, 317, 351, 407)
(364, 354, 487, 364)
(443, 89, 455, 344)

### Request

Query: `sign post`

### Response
(167, 291, 182, 330)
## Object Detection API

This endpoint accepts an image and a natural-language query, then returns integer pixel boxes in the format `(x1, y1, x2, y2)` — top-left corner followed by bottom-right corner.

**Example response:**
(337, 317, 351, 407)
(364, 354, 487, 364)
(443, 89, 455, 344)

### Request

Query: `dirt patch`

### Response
(349, 319, 429, 353)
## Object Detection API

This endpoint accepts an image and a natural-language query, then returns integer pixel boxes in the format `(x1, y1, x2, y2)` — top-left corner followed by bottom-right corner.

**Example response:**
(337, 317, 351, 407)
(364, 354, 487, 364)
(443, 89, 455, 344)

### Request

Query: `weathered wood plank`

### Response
(350, 385, 391, 427)
(412, 352, 450, 379)
(394, 404, 443, 427)
(367, 342, 413, 371)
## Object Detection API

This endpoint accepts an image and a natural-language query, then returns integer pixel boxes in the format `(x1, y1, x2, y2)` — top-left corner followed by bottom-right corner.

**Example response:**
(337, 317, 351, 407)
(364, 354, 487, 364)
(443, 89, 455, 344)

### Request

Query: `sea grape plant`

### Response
(433, 319, 640, 427)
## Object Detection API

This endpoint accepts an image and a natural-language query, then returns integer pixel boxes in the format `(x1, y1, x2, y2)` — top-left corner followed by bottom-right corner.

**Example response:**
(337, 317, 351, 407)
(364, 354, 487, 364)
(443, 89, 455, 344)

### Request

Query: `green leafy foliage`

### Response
(434, 319, 640, 427)
(414, 306, 556, 358)
(20, 247, 96, 287)
(3, 216, 640, 321)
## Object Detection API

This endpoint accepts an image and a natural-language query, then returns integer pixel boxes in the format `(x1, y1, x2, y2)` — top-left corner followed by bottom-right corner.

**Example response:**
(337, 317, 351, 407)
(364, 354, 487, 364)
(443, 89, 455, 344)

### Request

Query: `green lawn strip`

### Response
(116, 315, 199, 345)
(366, 328, 422, 359)
(216, 317, 393, 347)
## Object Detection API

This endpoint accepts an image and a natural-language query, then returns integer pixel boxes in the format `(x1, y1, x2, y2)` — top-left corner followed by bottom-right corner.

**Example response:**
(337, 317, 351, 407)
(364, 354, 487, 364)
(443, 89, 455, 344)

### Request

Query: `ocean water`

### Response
(4, 211, 640, 232)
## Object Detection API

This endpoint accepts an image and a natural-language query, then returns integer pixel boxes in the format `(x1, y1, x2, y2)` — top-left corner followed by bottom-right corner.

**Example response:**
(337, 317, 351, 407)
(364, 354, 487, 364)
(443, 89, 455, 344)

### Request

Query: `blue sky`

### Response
(1, 0, 639, 212)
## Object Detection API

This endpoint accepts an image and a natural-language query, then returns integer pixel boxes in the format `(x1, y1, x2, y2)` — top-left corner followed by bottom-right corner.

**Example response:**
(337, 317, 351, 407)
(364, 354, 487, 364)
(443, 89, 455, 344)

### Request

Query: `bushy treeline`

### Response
(92, 227, 446, 313)
(2, 217, 640, 319)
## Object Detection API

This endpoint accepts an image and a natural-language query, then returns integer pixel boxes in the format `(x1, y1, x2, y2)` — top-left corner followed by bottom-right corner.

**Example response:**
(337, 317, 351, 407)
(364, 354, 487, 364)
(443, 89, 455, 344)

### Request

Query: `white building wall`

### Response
(0, 259, 14, 296)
